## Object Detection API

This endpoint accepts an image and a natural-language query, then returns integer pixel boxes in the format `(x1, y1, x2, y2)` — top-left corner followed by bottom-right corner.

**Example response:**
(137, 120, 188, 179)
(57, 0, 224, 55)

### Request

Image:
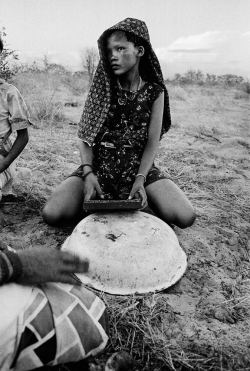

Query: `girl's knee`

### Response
(175, 207, 196, 229)
(42, 201, 83, 226)
(42, 203, 62, 226)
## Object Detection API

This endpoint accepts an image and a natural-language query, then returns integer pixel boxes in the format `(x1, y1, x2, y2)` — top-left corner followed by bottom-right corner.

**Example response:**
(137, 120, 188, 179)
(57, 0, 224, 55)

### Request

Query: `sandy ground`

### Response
(0, 83, 249, 370)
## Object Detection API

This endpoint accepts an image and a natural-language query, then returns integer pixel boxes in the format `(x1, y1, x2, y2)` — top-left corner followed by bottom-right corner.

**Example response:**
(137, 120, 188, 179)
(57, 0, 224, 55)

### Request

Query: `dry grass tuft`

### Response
(94, 293, 248, 370)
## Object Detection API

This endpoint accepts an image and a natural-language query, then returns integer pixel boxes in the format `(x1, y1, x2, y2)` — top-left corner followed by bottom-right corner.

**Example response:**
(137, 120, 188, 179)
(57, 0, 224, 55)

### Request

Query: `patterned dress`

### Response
(73, 82, 168, 199)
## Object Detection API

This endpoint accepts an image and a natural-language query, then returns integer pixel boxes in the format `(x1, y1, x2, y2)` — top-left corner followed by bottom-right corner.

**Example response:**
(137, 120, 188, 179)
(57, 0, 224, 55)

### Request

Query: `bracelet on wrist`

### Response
(81, 164, 93, 176)
(0, 250, 12, 283)
(4, 248, 23, 282)
(82, 163, 93, 170)
(82, 170, 94, 181)
(136, 173, 146, 182)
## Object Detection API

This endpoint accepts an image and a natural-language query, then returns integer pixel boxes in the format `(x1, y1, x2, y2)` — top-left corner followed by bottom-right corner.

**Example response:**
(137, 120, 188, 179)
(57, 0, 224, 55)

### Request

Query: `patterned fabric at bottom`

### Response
(0, 282, 108, 371)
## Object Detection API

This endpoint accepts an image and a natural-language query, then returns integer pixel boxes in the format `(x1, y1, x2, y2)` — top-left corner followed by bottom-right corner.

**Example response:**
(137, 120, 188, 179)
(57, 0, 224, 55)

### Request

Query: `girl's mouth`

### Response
(111, 64, 120, 70)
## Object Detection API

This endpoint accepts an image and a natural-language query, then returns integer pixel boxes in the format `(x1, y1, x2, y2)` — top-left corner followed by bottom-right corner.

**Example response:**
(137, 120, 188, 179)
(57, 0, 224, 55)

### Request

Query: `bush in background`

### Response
(11, 59, 88, 124)
(0, 27, 19, 80)
(166, 69, 249, 92)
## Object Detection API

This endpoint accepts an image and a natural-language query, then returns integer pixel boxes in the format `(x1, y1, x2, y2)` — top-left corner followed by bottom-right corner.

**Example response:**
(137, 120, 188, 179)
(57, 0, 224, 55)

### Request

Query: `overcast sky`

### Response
(1, 0, 250, 78)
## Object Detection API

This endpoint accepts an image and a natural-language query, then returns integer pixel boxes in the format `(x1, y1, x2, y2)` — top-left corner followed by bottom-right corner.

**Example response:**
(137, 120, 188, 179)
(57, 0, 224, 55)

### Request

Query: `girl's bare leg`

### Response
(42, 177, 85, 226)
(145, 179, 196, 228)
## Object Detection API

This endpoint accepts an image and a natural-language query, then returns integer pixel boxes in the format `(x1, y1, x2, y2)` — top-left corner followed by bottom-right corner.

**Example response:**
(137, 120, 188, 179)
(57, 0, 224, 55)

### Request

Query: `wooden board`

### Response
(83, 199, 142, 212)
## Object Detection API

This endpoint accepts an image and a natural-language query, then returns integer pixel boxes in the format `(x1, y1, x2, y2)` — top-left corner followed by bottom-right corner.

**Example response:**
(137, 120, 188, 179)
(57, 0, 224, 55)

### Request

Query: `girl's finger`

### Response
(128, 190, 135, 200)
(95, 183, 104, 199)
(142, 194, 147, 207)
(134, 191, 141, 200)
(141, 190, 147, 205)
(84, 192, 92, 201)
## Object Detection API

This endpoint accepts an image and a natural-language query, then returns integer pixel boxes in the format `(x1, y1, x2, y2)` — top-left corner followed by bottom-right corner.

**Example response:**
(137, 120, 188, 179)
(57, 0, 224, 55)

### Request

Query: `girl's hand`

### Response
(128, 178, 147, 208)
(83, 172, 104, 201)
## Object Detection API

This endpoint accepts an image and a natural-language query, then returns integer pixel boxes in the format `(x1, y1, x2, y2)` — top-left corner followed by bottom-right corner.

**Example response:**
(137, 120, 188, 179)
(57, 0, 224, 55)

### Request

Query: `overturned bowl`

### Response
(62, 211, 187, 295)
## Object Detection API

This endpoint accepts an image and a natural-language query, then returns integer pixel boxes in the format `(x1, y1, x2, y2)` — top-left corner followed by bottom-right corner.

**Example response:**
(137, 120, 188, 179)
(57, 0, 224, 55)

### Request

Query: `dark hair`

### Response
(125, 31, 147, 49)
(107, 30, 147, 52)
(0, 36, 3, 53)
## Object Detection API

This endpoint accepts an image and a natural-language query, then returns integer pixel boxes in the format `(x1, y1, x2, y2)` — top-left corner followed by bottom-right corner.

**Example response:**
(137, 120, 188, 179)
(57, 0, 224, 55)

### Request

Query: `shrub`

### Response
(0, 27, 18, 80)
(241, 81, 250, 94)
(31, 95, 65, 123)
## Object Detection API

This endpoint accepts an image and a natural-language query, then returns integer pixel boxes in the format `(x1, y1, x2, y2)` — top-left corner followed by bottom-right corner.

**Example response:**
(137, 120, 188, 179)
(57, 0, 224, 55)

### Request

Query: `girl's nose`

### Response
(110, 51, 118, 61)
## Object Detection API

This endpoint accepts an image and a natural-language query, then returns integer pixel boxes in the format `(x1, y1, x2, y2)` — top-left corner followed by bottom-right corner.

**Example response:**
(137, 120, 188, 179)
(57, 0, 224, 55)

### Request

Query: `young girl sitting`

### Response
(43, 18, 196, 228)
(0, 37, 31, 201)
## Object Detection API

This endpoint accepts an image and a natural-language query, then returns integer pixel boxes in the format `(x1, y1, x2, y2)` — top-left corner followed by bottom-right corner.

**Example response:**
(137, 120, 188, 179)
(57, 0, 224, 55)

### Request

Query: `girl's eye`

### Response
(118, 47, 124, 51)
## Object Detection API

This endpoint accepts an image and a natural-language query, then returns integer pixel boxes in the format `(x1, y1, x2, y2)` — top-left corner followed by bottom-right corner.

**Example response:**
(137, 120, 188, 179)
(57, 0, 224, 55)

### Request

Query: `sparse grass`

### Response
(101, 294, 239, 370)
(30, 93, 65, 122)
(168, 86, 188, 101)
(11, 70, 86, 124)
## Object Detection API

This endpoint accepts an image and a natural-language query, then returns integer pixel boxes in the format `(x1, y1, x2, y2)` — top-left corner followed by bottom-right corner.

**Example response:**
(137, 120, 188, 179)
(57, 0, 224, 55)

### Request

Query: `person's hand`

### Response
(16, 247, 89, 285)
(83, 173, 104, 201)
(128, 178, 147, 208)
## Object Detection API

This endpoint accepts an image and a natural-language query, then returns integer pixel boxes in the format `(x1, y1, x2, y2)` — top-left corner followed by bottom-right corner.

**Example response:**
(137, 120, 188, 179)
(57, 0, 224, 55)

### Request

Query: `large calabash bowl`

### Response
(62, 211, 187, 295)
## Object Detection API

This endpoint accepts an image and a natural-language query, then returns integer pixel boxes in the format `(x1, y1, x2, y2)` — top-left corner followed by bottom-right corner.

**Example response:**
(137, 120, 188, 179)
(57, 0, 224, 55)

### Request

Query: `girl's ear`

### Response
(137, 46, 145, 57)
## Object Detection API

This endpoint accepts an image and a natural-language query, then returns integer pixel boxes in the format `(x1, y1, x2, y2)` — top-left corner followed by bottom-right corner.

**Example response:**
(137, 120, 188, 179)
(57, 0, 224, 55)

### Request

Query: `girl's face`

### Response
(106, 32, 140, 76)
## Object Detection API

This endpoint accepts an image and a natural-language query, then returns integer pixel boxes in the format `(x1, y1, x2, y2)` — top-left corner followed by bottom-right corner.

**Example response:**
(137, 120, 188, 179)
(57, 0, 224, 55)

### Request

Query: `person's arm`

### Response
(0, 85, 31, 173)
(129, 92, 164, 205)
(78, 139, 104, 200)
(78, 138, 94, 169)
(0, 128, 29, 173)
(17, 247, 89, 285)
(0, 242, 89, 286)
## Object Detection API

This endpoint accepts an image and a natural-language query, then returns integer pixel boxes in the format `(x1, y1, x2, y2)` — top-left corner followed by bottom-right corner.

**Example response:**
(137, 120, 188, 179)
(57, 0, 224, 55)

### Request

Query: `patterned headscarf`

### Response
(78, 18, 171, 146)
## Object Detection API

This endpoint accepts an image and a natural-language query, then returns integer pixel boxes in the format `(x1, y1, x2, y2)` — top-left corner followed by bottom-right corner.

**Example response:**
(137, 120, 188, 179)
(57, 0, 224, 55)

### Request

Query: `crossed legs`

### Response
(43, 177, 196, 229)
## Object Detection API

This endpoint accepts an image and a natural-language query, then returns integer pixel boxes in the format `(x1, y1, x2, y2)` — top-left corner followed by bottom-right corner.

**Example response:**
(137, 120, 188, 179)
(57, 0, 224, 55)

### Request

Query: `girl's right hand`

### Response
(83, 172, 104, 201)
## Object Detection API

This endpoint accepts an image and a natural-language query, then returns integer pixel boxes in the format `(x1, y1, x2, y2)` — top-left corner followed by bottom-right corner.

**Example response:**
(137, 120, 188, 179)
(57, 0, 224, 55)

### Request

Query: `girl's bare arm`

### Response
(78, 139, 104, 200)
(128, 92, 164, 204)
(78, 139, 94, 169)
(137, 91, 164, 176)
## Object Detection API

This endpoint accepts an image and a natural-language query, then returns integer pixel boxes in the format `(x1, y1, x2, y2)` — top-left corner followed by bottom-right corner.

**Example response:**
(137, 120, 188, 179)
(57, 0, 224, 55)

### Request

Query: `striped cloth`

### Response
(0, 282, 108, 371)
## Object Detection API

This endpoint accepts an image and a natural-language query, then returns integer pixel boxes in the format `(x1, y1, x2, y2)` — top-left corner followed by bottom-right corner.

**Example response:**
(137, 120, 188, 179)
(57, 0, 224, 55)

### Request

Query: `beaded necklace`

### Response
(117, 76, 142, 105)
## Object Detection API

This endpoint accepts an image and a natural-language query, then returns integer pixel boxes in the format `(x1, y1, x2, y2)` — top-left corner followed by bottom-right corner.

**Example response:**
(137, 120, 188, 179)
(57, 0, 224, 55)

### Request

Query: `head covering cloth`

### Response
(78, 18, 171, 146)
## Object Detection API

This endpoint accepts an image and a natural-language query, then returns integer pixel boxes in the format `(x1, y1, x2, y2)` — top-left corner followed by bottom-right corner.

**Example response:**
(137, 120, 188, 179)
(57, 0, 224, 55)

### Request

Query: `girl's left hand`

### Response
(128, 179, 147, 208)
